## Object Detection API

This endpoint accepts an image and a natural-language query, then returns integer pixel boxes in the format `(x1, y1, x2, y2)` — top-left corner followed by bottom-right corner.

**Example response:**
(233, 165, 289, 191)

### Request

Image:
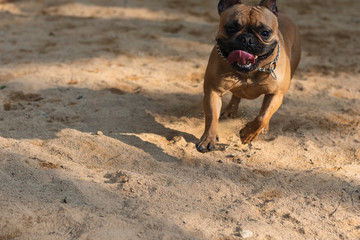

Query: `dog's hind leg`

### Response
(221, 94, 240, 118)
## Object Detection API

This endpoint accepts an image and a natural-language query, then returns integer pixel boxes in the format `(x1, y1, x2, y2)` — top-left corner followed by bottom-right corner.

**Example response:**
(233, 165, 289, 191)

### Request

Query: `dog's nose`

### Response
(238, 34, 255, 47)
(243, 37, 253, 45)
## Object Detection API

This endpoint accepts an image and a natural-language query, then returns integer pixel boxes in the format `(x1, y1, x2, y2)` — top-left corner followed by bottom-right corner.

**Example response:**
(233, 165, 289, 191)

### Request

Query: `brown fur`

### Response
(196, 1, 301, 152)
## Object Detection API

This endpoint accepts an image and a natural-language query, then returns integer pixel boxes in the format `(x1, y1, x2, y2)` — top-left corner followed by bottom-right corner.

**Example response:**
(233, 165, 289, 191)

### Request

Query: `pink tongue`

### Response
(227, 50, 255, 65)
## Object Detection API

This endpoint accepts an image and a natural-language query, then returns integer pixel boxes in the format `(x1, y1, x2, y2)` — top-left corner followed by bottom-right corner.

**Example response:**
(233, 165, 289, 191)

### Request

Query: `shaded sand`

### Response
(0, 0, 359, 239)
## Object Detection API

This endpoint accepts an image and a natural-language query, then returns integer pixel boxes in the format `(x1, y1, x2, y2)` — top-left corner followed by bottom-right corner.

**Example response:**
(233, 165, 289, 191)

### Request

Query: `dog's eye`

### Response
(261, 31, 271, 38)
(226, 23, 241, 35)
(226, 26, 238, 35)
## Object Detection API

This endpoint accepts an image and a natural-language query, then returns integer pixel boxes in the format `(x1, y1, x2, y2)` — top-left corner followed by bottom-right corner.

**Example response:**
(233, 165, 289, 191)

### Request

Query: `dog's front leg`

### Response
(240, 94, 284, 144)
(197, 90, 222, 152)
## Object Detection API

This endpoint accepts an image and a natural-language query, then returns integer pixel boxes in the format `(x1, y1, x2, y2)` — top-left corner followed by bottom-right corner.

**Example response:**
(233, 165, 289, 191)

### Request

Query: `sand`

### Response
(0, 0, 359, 239)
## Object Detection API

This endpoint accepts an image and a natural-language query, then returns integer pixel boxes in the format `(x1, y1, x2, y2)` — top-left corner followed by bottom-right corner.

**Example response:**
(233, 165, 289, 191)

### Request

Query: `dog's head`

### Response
(216, 0, 279, 73)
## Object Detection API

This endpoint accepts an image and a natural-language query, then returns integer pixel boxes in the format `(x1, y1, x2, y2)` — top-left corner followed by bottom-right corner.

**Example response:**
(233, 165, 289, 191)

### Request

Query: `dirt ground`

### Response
(0, 0, 359, 239)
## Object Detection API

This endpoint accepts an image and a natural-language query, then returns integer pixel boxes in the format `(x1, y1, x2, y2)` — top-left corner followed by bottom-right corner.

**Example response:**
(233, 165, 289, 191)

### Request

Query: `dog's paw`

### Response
(239, 120, 263, 144)
(220, 109, 238, 119)
(196, 134, 219, 153)
(220, 104, 239, 119)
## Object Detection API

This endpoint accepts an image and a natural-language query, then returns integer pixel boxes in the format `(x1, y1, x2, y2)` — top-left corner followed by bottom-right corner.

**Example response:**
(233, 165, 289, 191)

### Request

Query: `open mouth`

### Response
(227, 50, 258, 71)
(228, 49, 275, 72)
(217, 44, 277, 72)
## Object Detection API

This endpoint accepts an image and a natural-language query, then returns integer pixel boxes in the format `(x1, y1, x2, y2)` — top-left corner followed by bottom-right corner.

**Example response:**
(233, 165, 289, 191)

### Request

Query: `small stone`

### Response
(240, 230, 253, 238)
(40, 111, 49, 118)
(226, 153, 240, 158)
(96, 131, 103, 136)
(233, 158, 242, 164)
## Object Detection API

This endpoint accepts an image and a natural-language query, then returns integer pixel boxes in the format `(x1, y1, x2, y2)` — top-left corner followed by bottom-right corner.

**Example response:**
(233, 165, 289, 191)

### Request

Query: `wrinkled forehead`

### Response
(220, 5, 277, 28)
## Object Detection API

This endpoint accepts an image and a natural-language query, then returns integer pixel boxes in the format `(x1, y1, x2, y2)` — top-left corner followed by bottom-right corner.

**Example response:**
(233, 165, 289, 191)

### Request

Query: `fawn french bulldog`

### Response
(197, 0, 301, 152)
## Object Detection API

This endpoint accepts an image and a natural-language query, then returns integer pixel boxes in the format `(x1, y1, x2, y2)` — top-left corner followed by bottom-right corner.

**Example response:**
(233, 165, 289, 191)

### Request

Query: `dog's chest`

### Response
(221, 75, 276, 99)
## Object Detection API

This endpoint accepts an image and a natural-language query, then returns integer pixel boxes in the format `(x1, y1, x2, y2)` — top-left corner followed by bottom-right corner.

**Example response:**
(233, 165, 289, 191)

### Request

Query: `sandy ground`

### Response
(0, 0, 359, 239)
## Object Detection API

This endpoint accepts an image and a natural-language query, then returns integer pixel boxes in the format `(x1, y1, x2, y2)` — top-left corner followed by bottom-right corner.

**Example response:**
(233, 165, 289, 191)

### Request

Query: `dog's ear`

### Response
(259, 0, 278, 16)
(218, 0, 242, 15)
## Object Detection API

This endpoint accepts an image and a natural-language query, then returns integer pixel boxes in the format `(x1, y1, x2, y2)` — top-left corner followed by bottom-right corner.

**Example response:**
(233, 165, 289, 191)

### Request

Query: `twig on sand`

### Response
(329, 189, 347, 217)
(351, 189, 360, 206)
(329, 188, 360, 217)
